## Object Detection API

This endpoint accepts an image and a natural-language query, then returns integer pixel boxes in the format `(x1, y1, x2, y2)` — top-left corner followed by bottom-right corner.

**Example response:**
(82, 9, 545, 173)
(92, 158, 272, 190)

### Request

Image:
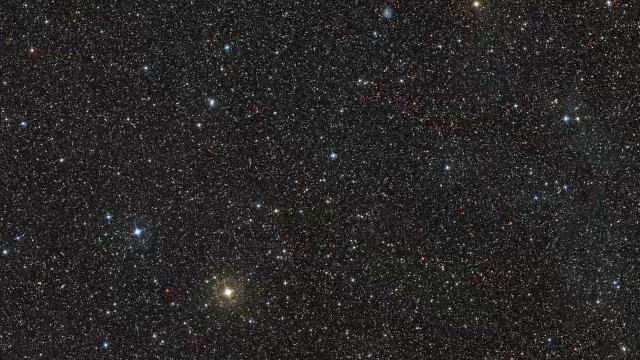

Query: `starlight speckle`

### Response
(5, 2, 637, 359)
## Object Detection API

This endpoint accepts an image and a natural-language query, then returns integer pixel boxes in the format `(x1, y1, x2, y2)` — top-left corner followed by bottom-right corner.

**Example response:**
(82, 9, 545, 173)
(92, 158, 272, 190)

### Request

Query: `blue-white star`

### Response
(102, 341, 110, 349)
(105, 213, 113, 221)
(223, 43, 233, 54)
(382, 6, 394, 19)
(206, 97, 218, 109)
(329, 152, 338, 160)
(2, 248, 8, 256)
(133, 228, 143, 237)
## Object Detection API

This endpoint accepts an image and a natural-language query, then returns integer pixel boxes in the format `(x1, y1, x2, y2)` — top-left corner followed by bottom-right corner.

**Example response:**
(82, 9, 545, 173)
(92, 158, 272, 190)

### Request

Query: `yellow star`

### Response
(223, 287, 233, 298)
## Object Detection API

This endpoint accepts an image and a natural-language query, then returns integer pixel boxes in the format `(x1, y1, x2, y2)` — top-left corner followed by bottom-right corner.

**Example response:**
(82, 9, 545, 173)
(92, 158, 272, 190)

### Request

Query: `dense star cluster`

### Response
(2, 1, 640, 359)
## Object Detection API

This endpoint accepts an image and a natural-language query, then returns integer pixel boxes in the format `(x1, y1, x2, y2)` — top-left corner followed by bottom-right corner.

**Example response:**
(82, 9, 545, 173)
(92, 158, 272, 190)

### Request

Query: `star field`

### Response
(2, 1, 640, 359)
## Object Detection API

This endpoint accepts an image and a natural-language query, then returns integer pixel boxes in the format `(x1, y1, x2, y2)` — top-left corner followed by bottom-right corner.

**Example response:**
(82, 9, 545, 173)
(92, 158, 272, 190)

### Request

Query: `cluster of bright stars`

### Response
(383, 1, 478, 21)
(2, 234, 25, 256)
(562, 115, 581, 124)
(103, 213, 144, 238)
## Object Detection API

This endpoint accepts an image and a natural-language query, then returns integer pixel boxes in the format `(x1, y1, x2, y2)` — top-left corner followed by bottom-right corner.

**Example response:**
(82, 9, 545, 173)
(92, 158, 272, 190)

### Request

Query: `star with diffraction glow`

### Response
(223, 287, 234, 298)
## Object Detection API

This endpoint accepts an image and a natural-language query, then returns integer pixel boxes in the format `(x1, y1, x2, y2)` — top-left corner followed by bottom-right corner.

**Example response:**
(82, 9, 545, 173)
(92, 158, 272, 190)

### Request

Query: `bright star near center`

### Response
(223, 287, 234, 297)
